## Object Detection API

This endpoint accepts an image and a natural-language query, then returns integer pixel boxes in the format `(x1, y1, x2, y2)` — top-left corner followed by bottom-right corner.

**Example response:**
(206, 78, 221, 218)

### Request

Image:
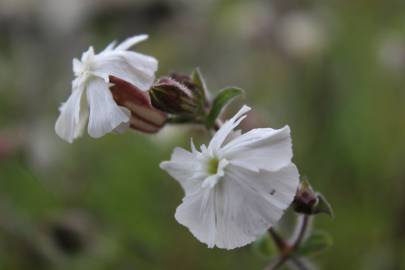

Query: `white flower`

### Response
(160, 105, 299, 249)
(55, 34, 158, 143)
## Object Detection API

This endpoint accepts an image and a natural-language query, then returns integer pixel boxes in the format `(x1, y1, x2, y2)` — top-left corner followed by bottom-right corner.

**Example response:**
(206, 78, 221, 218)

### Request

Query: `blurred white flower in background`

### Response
(0, 0, 34, 17)
(377, 32, 405, 72)
(55, 35, 158, 143)
(278, 12, 327, 59)
(38, 0, 90, 35)
(153, 125, 190, 146)
(160, 105, 299, 249)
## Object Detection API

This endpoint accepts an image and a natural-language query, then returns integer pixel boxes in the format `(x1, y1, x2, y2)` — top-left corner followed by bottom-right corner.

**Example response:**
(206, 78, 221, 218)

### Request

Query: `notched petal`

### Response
(86, 78, 129, 138)
(55, 87, 86, 143)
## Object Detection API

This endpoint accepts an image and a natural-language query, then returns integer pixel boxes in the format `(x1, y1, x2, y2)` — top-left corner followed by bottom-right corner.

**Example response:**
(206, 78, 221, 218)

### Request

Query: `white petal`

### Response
(72, 58, 82, 76)
(175, 189, 218, 248)
(93, 53, 157, 91)
(223, 126, 293, 172)
(226, 163, 300, 211)
(215, 165, 298, 249)
(160, 147, 205, 195)
(74, 92, 89, 138)
(121, 51, 158, 75)
(55, 86, 86, 143)
(223, 129, 242, 145)
(174, 163, 299, 250)
(81, 46, 95, 62)
(86, 78, 129, 138)
(190, 138, 198, 153)
(208, 105, 251, 151)
(201, 174, 221, 189)
(114, 34, 148, 51)
(113, 107, 131, 134)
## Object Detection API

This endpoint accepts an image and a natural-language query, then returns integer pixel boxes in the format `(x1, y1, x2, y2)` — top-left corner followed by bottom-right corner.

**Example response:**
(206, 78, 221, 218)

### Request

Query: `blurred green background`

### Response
(1, 0, 405, 269)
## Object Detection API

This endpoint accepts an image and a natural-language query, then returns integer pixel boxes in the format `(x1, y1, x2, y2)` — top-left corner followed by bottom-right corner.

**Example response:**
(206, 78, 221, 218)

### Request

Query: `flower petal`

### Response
(121, 51, 158, 76)
(74, 93, 89, 138)
(175, 190, 218, 248)
(114, 34, 148, 51)
(72, 58, 82, 76)
(208, 105, 251, 152)
(113, 107, 131, 134)
(55, 86, 86, 143)
(212, 163, 299, 249)
(227, 163, 300, 210)
(86, 78, 129, 138)
(175, 163, 299, 250)
(222, 126, 293, 172)
(160, 147, 205, 194)
(94, 52, 157, 91)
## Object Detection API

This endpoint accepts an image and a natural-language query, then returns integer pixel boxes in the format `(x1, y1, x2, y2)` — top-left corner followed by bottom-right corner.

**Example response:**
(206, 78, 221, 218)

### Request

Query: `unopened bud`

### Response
(169, 73, 199, 93)
(292, 180, 318, 215)
(109, 76, 167, 133)
(293, 180, 334, 217)
(171, 72, 209, 104)
(150, 77, 198, 115)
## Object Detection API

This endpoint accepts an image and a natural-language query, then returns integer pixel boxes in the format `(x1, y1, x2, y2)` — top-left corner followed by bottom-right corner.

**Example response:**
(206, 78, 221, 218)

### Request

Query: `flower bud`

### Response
(292, 180, 334, 217)
(169, 73, 199, 93)
(109, 76, 167, 133)
(149, 77, 198, 115)
(171, 72, 210, 106)
(292, 180, 318, 215)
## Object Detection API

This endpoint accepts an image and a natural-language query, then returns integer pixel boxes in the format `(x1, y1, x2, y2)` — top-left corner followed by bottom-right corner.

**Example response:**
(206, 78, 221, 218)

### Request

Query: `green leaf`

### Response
(191, 68, 209, 99)
(313, 193, 334, 218)
(252, 234, 277, 258)
(296, 231, 333, 257)
(206, 87, 244, 128)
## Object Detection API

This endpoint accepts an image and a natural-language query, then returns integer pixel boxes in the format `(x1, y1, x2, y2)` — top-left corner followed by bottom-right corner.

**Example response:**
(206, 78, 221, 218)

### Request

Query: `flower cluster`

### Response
(55, 35, 300, 250)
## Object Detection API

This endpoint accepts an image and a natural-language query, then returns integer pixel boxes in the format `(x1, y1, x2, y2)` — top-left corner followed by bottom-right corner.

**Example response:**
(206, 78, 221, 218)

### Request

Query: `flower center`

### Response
(80, 59, 94, 76)
(201, 156, 228, 189)
(74, 47, 97, 78)
(208, 158, 219, 175)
